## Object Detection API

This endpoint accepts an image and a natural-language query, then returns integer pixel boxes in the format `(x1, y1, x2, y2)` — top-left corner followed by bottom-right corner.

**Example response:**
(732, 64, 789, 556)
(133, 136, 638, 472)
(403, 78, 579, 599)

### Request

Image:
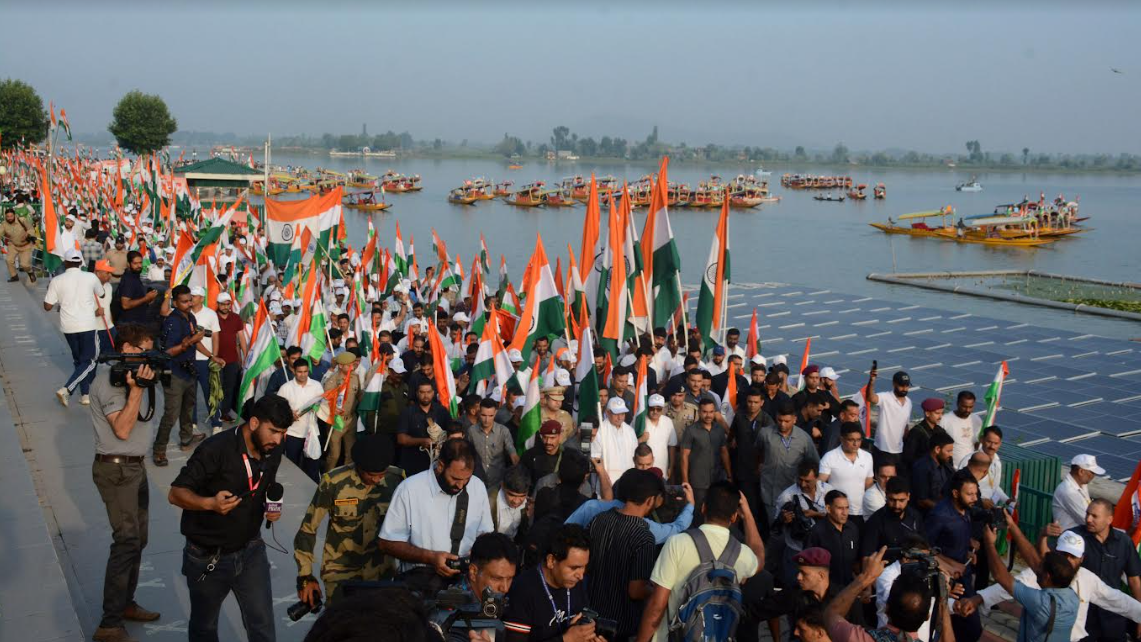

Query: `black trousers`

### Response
(92, 459, 149, 629)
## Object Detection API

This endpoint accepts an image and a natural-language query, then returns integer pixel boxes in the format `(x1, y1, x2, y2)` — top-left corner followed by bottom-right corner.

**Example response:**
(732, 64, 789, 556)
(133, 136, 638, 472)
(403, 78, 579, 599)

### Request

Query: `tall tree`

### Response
(0, 78, 48, 148)
(107, 90, 177, 155)
(1022, 147, 1030, 165)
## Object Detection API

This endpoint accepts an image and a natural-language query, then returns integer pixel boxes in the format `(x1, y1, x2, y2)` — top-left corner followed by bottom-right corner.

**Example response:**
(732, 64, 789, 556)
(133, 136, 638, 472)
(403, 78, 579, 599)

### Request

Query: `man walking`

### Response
(679, 398, 732, 512)
(153, 285, 207, 466)
(45, 248, 106, 406)
(1, 206, 36, 283)
(89, 324, 162, 642)
(213, 292, 246, 423)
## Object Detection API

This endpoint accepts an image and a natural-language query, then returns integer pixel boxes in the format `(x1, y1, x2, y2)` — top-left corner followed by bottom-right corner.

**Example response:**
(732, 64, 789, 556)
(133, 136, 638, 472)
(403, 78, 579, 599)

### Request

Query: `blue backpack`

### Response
(669, 528, 744, 642)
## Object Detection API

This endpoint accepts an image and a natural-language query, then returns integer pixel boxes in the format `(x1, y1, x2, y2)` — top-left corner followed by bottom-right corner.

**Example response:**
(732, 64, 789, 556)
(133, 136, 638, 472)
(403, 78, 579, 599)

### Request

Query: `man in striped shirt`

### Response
(585, 469, 663, 639)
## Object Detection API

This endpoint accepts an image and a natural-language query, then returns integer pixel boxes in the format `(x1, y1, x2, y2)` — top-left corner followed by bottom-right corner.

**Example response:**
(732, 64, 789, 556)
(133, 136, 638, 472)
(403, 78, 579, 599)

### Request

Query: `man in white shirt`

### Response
(862, 461, 896, 516)
(92, 260, 116, 354)
(963, 526, 1141, 641)
(492, 466, 530, 538)
(189, 287, 224, 433)
(959, 426, 1004, 503)
(145, 256, 167, 282)
(640, 394, 677, 478)
(864, 369, 913, 466)
(636, 482, 763, 642)
(590, 397, 640, 484)
(1052, 454, 1102, 531)
(818, 422, 875, 520)
(940, 390, 982, 466)
(378, 439, 494, 593)
(705, 345, 728, 377)
(44, 249, 106, 406)
(277, 358, 324, 482)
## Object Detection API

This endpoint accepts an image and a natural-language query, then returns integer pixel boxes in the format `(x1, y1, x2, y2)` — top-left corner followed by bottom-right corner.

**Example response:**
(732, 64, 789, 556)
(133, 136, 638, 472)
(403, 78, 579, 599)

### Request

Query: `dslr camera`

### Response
(577, 608, 618, 640)
(97, 351, 173, 389)
(969, 503, 1011, 528)
(428, 586, 507, 638)
(286, 594, 323, 622)
(774, 498, 816, 542)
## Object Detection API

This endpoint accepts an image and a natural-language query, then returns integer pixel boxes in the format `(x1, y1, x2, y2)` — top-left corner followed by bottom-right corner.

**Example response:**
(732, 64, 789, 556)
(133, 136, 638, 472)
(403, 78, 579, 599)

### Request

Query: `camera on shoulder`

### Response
(97, 350, 173, 388)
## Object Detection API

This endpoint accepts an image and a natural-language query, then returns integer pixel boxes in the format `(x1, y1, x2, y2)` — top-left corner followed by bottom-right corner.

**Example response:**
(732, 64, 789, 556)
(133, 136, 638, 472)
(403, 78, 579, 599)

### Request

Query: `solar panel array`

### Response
(713, 283, 1141, 481)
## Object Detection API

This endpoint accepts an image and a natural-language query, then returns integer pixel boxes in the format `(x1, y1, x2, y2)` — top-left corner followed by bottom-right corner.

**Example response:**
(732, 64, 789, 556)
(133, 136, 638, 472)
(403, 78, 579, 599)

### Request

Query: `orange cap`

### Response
(94, 260, 113, 273)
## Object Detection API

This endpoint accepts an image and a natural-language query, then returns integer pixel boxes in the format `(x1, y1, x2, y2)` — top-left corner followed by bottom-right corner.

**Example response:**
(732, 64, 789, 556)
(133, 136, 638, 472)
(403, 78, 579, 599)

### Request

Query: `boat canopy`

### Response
(898, 210, 947, 220)
(967, 215, 1031, 227)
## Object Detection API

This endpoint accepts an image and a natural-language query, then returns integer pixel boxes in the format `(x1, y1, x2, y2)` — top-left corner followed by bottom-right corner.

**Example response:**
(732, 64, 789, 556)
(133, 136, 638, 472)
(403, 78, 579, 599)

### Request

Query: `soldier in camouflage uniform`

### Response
(294, 435, 404, 607)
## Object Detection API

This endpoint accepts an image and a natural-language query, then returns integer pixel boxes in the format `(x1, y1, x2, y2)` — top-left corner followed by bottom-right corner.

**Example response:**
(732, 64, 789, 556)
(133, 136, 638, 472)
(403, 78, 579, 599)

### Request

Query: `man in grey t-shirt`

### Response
(679, 398, 731, 513)
(88, 324, 163, 642)
(466, 398, 519, 490)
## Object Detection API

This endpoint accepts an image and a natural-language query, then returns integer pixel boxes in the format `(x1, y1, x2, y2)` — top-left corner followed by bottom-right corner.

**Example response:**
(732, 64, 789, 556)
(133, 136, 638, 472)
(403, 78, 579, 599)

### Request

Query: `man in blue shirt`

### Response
(981, 522, 1078, 642)
(565, 482, 695, 544)
(925, 471, 982, 642)
(117, 251, 157, 325)
(152, 285, 207, 466)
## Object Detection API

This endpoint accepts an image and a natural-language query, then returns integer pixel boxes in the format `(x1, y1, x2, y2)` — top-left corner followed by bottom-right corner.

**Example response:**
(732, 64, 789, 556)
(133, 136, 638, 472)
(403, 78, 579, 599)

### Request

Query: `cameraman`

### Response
(874, 534, 965, 642)
(89, 324, 162, 642)
(503, 524, 604, 642)
(440, 532, 519, 642)
(825, 546, 956, 642)
(772, 462, 831, 588)
(924, 471, 981, 642)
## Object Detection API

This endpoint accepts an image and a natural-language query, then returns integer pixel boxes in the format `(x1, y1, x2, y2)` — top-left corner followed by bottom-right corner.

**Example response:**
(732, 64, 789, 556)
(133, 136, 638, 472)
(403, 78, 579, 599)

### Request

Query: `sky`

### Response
(4, 1, 1140, 154)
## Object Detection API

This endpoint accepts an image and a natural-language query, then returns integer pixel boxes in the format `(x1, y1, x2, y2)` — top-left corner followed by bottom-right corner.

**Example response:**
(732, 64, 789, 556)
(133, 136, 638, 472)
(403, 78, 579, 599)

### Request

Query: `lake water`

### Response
(261, 153, 1141, 341)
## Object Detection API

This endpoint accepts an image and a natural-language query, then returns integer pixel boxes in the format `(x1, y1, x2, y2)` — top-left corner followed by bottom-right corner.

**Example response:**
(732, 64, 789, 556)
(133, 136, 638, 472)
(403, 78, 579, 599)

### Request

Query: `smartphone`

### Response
(871, 359, 878, 374)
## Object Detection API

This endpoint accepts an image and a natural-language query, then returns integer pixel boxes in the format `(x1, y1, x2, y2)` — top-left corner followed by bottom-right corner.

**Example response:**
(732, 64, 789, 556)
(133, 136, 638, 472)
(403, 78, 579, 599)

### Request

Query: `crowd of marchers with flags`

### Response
(3, 113, 1141, 642)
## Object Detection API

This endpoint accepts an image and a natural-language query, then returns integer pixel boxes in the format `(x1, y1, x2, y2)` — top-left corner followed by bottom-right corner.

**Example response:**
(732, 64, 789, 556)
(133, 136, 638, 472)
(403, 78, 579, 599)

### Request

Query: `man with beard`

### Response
(901, 398, 947, 478)
(864, 370, 913, 468)
(860, 477, 924, 558)
(379, 438, 494, 594)
(941, 391, 982, 466)
(168, 394, 294, 642)
(911, 430, 956, 514)
(117, 251, 158, 326)
(396, 380, 453, 475)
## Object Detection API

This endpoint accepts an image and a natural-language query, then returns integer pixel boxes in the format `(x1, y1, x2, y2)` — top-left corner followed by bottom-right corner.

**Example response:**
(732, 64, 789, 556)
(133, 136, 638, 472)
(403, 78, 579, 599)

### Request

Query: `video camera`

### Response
(969, 503, 1011, 528)
(97, 351, 173, 389)
(339, 581, 506, 638)
(892, 547, 941, 583)
(774, 497, 816, 542)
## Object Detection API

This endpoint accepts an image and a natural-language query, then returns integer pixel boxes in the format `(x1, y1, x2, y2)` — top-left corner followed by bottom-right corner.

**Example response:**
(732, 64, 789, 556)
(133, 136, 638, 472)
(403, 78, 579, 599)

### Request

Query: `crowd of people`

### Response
(3, 163, 1141, 642)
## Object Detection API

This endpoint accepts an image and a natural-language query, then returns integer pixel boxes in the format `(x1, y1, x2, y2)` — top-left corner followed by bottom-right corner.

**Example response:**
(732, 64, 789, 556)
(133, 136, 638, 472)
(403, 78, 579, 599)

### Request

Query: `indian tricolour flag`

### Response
(508, 235, 565, 363)
(516, 364, 543, 452)
(471, 305, 515, 396)
(173, 200, 238, 287)
(631, 355, 649, 437)
(641, 157, 682, 329)
(795, 338, 812, 392)
(238, 300, 282, 412)
(356, 354, 391, 414)
(393, 222, 408, 276)
(265, 188, 342, 268)
(425, 320, 459, 417)
(38, 162, 68, 273)
(574, 307, 601, 425)
(982, 361, 1009, 432)
(695, 192, 730, 354)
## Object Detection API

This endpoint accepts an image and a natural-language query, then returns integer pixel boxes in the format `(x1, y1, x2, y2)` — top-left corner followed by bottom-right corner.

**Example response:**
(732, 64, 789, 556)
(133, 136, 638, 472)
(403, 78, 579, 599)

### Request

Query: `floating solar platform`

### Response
(715, 283, 1141, 481)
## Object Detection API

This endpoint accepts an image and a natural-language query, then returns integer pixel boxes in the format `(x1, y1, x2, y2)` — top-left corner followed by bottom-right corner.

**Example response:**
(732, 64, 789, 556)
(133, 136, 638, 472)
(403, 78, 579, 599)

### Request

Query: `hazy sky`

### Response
(5, 1, 1139, 154)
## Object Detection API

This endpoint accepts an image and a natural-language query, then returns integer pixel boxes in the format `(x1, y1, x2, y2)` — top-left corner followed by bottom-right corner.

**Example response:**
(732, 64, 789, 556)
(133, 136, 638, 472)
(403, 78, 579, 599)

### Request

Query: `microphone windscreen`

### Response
(265, 482, 284, 502)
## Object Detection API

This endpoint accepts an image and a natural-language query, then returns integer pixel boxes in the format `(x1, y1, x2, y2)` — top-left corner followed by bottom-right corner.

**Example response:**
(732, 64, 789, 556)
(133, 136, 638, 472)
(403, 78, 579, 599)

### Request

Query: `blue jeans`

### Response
(284, 435, 320, 483)
(194, 360, 222, 429)
(181, 539, 274, 642)
(64, 330, 99, 395)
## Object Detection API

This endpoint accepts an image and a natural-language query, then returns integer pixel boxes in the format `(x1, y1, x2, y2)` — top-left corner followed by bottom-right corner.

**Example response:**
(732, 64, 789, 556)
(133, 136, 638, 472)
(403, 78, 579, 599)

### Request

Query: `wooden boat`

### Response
(470, 178, 496, 200)
(814, 193, 846, 202)
(873, 183, 886, 199)
(507, 164, 523, 170)
(541, 189, 577, 207)
(493, 181, 515, 198)
(868, 208, 955, 237)
(380, 170, 420, 193)
(560, 176, 591, 201)
(938, 215, 1056, 247)
(781, 174, 854, 190)
(250, 181, 284, 197)
(347, 171, 378, 189)
(447, 187, 479, 205)
(505, 182, 546, 207)
(847, 184, 868, 200)
(343, 190, 391, 211)
(956, 178, 983, 192)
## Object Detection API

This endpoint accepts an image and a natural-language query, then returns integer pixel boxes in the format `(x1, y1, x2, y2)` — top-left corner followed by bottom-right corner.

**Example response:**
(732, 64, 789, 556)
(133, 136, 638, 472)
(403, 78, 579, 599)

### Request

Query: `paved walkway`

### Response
(0, 280, 320, 641)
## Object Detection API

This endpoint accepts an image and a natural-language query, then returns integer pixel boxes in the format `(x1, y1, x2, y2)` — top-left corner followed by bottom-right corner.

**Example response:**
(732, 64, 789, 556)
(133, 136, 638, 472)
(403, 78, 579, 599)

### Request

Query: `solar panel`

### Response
(1024, 404, 1111, 425)
(1064, 435, 1141, 457)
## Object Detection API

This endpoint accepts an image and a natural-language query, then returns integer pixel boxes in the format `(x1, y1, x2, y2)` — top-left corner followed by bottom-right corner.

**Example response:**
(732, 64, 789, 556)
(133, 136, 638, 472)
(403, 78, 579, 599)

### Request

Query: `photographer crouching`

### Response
(167, 394, 294, 642)
(430, 532, 519, 641)
(89, 323, 165, 642)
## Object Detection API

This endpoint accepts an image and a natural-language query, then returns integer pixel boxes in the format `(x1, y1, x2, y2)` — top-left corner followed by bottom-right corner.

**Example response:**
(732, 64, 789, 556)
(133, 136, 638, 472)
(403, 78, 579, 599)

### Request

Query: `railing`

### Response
(999, 443, 1062, 543)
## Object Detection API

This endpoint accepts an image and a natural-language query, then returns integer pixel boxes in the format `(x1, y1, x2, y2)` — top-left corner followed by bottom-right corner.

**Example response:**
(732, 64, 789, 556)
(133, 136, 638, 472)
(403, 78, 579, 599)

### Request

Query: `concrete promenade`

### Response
(0, 280, 320, 641)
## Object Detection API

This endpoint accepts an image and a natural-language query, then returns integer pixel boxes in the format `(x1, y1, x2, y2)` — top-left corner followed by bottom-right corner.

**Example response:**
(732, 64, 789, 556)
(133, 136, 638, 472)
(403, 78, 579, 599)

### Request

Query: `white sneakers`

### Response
(55, 388, 69, 407)
(79, 395, 91, 406)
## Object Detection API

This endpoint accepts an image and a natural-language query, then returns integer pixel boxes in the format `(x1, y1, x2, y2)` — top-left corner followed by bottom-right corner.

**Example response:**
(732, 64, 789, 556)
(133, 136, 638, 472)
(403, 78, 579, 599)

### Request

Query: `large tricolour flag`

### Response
(641, 157, 682, 329)
(574, 308, 601, 425)
(425, 320, 459, 417)
(516, 364, 542, 452)
(508, 235, 565, 363)
(38, 160, 69, 272)
(695, 190, 731, 353)
(471, 305, 515, 396)
(265, 188, 342, 268)
(238, 300, 282, 412)
(982, 361, 1009, 432)
(631, 355, 649, 437)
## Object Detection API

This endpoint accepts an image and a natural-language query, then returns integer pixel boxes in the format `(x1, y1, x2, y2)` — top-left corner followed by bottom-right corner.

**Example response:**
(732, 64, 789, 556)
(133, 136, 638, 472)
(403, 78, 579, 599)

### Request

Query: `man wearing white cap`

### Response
(641, 394, 677, 477)
(1053, 454, 1103, 532)
(44, 248, 106, 406)
(964, 512, 1141, 642)
(189, 286, 224, 433)
(145, 255, 167, 282)
(590, 397, 639, 483)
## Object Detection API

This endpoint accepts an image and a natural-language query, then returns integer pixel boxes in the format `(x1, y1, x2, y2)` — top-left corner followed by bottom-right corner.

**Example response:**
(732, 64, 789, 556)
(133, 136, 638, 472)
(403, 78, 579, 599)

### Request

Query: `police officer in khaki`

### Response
(104, 236, 129, 283)
(293, 435, 403, 606)
(541, 385, 577, 445)
(1, 206, 37, 283)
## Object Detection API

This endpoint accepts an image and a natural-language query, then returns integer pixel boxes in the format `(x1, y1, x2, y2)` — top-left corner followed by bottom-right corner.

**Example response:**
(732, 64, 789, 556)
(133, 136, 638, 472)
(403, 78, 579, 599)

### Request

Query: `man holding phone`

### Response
(153, 284, 207, 466)
(168, 394, 293, 642)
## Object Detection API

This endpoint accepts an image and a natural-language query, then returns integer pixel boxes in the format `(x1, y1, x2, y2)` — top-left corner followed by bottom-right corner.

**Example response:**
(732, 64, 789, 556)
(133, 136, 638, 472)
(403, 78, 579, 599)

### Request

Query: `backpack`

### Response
(669, 528, 744, 642)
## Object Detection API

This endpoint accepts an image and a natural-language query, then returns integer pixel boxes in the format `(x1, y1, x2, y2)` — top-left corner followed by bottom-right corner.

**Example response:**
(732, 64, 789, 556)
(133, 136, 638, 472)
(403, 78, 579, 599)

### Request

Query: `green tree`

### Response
(108, 90, 177, 155)
(1022, 147, 1030, 165)
(794, 145, 807, 160)
(551, 125, 570, 151)
(831, 142, 849, 163)
(0, 79, 48, 148)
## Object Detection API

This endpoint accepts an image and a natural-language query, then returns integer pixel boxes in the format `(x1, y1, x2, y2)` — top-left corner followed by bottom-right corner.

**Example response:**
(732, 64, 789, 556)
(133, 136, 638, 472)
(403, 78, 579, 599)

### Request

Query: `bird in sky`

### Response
(1110, 68, 1123, 74)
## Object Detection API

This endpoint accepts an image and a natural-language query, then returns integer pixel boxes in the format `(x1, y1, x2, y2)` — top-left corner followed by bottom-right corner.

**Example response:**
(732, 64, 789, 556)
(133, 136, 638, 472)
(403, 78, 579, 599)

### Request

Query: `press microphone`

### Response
(265, 482, 284, 529)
